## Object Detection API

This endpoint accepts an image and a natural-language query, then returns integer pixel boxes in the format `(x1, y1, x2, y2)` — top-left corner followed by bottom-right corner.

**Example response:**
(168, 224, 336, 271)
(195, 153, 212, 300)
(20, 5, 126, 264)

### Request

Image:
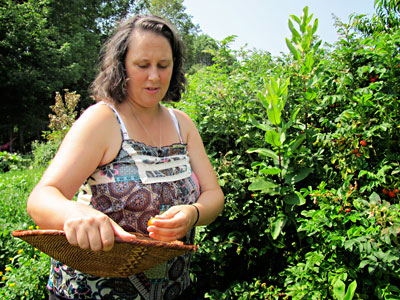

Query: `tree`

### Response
(0, 0, 142, 151)
(352, 0, 400, 35)
(187, 34, 219, 73)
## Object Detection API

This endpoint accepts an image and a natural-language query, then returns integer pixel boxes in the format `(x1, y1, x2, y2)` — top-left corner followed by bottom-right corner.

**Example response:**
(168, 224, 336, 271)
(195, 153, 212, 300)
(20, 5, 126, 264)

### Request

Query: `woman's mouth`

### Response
(145, 87, 159, 94)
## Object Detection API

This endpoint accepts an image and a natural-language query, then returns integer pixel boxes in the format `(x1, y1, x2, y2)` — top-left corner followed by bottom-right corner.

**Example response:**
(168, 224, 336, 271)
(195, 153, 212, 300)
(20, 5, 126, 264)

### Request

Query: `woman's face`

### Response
(124, 29, 173, 107)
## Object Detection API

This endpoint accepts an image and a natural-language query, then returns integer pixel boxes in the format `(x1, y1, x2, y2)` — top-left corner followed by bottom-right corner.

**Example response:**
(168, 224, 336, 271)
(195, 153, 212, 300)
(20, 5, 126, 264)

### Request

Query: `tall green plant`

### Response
(247, 6, 321, 241)
(286, 6, 322, 129)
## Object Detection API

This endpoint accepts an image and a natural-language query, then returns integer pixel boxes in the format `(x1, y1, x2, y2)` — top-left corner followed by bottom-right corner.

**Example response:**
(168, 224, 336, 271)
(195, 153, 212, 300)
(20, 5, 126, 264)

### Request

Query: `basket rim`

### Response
(12, 229, 198, 252)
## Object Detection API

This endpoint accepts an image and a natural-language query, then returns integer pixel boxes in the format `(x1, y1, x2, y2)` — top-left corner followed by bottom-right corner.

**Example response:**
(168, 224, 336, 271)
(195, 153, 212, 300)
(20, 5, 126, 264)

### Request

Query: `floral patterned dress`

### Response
(47, 103, 200, 300)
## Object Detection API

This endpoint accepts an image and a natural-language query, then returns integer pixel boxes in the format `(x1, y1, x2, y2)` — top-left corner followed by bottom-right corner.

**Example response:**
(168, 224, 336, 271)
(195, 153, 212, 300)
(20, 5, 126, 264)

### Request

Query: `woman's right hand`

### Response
(63, 209, 135, 252)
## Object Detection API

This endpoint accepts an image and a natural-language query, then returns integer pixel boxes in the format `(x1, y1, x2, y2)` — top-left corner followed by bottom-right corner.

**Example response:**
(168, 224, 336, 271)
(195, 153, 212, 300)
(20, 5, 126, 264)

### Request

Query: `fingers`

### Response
(99, 218, 115, 251)
(109, 219, 136, 240)
(147, 209, 192, 242)
(148, 228, 187, 242)
(64, 215, 119, 252)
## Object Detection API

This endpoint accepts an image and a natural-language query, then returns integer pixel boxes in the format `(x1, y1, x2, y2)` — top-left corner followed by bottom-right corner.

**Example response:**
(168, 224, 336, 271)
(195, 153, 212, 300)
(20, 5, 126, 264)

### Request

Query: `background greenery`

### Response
(1, 0, 400, 299)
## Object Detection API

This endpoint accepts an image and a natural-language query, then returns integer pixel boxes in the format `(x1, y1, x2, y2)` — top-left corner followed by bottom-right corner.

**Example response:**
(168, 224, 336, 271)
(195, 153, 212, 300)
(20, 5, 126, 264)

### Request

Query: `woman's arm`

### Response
(27, 103, 133, 251)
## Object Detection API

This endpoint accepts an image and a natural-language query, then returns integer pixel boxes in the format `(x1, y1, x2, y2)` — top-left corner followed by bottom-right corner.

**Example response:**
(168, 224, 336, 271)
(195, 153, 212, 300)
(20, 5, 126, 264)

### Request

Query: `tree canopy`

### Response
(0, 0, 142, 151)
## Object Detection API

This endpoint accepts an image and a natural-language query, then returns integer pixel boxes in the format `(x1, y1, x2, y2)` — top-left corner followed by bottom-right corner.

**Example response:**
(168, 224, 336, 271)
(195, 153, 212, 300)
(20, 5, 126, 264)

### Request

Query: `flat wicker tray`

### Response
(12, 229, 198, 278)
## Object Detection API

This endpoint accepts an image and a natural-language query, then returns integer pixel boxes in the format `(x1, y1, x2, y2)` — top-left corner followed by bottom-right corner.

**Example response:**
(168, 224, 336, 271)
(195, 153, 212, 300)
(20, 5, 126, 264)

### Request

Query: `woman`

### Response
(27, 15, 224, 300)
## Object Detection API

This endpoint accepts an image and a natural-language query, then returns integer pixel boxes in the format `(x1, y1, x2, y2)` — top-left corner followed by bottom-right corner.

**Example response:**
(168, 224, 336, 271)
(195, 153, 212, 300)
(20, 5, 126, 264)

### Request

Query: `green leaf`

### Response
(380, 122, 391, 131)
(260, 167, 282, 175)
(249, 115, 272, 132)
(266, 101, 282, 125)
(284, 192, 306, 206)
(304, 52, 314, 72)
(247, 148, 279, 160)
(313, 40, 322, 52)
(300, 6, 309, 33)
(343, 281, 357, 300)
(290, 15, 301, 25)
(271, 215, 287, 240)
(333, 279, 346, 300)
(288, 19, 301, 42)
(369, 192, 381, 204)
(280, 78, 290, 107)
(285, 38, 301, 60)
(257, 90, 269, 109)
(312, 18, 319, 34)
(290, 107, 301, 122)
(265, 130, 282, 147)
(285, 168, 313, 184)
(280, 131, 286, 144)
(290, 134, 306, 152)
(248, 178, 278, 192)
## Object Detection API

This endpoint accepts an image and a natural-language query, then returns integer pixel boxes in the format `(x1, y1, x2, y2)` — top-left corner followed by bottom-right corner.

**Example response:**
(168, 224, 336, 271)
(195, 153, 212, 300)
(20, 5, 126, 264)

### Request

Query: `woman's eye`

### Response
(136, 63, 169, 69)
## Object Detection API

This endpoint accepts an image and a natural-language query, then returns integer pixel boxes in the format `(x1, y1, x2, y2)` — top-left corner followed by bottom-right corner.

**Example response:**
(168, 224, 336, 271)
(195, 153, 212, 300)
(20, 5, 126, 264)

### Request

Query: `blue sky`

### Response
(183, 0, 376, 56)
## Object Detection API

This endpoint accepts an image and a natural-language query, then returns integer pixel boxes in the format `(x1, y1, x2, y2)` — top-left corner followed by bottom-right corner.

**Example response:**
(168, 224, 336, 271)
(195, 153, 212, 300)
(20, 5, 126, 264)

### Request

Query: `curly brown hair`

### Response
(90, 15, 186, 103)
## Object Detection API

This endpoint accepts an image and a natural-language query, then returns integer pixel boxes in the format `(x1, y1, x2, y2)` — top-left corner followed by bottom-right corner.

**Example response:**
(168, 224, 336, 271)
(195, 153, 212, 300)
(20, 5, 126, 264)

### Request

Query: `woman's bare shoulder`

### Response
(60, 102, 121, 159)
(78, 102, 116, 123)
(169, 108, 197, 128)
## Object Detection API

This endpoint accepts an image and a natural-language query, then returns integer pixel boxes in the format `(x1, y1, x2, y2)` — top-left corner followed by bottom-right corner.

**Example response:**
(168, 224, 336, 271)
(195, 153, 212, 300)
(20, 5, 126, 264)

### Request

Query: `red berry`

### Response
(360, 140, 367, 147)
(394, 189, 399, 194)
(389, 191, 396, 198)
(345, 208, 351, 212)
(383, 188, 389, 194)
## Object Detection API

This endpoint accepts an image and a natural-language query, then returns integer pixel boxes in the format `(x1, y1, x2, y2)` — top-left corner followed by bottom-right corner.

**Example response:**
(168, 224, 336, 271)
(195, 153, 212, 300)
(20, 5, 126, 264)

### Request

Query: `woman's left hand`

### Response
(147, 204, 197, 242)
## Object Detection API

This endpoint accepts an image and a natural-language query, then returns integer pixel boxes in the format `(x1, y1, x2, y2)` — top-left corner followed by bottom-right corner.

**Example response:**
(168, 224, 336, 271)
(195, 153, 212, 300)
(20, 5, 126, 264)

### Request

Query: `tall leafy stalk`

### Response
(247, 6, 321, 240)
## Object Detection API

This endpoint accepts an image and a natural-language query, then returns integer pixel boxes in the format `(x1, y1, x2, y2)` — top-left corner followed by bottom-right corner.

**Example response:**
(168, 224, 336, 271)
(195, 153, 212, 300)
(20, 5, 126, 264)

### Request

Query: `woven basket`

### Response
(12, 229, 198, 278)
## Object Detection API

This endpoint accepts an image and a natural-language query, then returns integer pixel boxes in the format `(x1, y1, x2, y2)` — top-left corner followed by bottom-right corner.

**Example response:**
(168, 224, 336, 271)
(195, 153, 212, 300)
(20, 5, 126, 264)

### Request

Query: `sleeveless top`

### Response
(47, 103, 201, 300)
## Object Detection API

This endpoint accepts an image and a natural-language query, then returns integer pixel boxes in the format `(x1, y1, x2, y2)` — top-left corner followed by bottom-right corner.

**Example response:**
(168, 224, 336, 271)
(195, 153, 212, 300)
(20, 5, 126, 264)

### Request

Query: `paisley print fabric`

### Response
(47, 104, 200, 299)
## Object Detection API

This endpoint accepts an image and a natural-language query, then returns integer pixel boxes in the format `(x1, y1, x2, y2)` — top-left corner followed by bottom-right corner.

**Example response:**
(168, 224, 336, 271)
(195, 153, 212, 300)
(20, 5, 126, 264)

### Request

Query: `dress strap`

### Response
(168, 108, 183, 143)
(100, 102, 130, 140)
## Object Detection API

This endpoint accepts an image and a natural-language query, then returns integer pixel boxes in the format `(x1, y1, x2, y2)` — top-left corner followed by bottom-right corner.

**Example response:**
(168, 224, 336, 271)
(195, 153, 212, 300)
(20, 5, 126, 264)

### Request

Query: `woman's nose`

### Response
(148, 66, 160, 81)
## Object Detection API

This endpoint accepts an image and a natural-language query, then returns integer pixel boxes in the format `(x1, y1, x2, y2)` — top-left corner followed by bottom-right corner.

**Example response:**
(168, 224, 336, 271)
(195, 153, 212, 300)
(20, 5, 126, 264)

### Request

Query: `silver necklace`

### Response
(128, 102, 162, 153)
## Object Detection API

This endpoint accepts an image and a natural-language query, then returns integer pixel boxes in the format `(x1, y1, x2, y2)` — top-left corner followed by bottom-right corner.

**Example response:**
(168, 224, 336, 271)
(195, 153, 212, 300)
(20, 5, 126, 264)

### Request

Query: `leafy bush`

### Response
(0, 151, 30, 173)
(0, 167, 50, 299)
(175, 5, 400, 299)
(31, 140, 60, 167)
(284, 182, 400, 299)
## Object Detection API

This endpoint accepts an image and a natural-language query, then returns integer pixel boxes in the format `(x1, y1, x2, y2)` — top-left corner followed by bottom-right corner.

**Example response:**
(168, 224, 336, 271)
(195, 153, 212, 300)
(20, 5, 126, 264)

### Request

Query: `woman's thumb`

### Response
(110, 220, 136, 240)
